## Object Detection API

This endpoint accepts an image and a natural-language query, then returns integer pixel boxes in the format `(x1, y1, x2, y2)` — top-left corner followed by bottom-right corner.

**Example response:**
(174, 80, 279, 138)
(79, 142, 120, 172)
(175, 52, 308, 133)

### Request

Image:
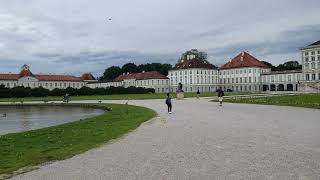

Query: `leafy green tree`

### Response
(0, 85, 10, 98)
(101, 66, 122, 80)
(78, 86, 93, 95)
(31, 87, 50, 97)
(121, 63, 138, 74)
(49, 88, 66, 96)
(262, 60, 302, 71)
(277, 61, 302, 71)
(11, 86, 31, 98)
(179, 49, 209, 63)
(137, 63, 172, 76)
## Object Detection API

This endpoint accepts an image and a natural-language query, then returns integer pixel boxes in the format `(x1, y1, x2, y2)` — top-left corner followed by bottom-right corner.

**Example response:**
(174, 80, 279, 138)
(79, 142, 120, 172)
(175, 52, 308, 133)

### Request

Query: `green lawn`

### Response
(0, 92, 255, 102)
(223, 93, 320, 109)
(0, 104, 156, 175)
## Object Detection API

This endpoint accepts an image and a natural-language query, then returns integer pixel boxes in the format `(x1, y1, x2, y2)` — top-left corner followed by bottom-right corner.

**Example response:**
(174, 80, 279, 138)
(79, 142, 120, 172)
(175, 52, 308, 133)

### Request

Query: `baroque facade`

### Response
(2, 41, 319, 93)
(168, 54, 219, 92)
(0, 64, 96, 90)
(299, 40, 320, 92)
(219, 52, 271, 92)
(87, 71, 169, 93)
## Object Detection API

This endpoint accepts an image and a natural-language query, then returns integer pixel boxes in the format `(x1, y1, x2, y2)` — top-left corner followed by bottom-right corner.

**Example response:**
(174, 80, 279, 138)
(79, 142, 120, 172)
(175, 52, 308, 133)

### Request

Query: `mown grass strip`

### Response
(221, 93, 320, 109)
(0, 104, 156, 175)
(0, 92, 255, 102)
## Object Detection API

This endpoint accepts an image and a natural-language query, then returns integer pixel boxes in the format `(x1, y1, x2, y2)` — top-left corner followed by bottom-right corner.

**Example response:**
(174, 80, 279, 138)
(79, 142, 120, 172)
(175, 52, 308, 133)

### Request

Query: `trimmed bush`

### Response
(0, 85, 155, 98)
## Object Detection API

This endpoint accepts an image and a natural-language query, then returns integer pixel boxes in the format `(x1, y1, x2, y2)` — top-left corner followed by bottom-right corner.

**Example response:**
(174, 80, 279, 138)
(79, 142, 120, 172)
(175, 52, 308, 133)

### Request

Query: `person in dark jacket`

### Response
(196, 89, 200, 99)
(165, 93, 172, 114)
(217, 87, 224, 106)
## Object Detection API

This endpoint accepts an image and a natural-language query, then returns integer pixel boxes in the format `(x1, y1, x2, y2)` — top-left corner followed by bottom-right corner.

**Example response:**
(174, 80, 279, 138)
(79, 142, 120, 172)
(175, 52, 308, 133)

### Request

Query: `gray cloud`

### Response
(208, 24, 320, 65)
(0, 0, 320, 75)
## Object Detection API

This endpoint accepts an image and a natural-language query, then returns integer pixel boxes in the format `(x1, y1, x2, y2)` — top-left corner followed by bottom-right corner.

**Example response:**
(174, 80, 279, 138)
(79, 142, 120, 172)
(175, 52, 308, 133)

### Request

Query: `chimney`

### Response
(241, 52, 244, 61)
(127, 72, 129, 75)
(142, 70, 145, 73)
(123, 73, 125, 75)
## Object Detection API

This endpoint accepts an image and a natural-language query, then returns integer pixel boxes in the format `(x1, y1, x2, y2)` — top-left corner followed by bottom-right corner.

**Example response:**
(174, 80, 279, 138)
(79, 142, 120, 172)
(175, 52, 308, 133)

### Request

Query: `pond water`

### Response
(0, 106, 105, 135)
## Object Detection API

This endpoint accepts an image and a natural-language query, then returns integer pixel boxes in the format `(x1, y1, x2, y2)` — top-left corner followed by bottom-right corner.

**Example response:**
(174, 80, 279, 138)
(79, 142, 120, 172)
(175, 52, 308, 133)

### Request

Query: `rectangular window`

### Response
(249, 77, 252, 83)
(311, 57, 315, 61)
(306, 74, 310, 81)
(305, 57, 309, 62)
(311, 51, 315, 55)
(312, 74, 316, 80)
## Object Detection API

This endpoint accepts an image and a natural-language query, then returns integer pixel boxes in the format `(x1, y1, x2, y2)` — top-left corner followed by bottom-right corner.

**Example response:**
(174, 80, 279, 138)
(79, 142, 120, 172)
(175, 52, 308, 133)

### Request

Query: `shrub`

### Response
(1, 85, 154, 98)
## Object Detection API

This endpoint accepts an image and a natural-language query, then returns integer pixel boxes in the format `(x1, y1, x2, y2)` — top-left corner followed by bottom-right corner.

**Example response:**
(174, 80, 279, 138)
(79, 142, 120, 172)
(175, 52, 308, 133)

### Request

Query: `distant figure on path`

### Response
(196, 89, 200, 99)
(63, 93, 70, 103)
(217, 87, 224, 106)
(165, 93, 172, 114)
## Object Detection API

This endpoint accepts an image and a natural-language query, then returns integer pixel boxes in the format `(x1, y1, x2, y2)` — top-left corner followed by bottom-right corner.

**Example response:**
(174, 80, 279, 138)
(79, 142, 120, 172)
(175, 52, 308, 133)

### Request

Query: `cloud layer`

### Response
(0, 0, 320, 76)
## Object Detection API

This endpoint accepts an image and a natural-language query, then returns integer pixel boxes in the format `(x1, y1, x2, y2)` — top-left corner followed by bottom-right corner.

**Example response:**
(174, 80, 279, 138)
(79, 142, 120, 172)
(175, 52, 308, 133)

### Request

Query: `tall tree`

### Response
(261, 60, 302, 71)
(101, 66, 122, 80)
(121, 63, 138, 74)
(137, 63, 172, 76)
(179, 49, 209, 63)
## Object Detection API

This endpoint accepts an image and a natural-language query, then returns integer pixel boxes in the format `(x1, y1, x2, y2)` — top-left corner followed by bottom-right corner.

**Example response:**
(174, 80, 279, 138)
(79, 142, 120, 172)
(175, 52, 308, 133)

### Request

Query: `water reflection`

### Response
(0, 106, 104, 135)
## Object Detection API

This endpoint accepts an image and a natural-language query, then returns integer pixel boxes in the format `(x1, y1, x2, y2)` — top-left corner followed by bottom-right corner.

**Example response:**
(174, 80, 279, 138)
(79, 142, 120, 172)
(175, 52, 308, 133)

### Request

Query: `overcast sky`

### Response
(0, 0, 320, 77)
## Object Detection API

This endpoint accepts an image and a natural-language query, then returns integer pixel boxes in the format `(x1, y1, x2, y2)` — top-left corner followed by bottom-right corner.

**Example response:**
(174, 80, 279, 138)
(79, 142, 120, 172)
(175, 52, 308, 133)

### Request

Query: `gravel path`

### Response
(10, 99, 320, 180)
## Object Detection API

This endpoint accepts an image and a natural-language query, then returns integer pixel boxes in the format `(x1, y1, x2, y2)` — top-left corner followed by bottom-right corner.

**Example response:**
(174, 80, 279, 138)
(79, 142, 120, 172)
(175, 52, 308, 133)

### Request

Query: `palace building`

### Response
(2, 40, 319, 93)
(168, 54, 219, 92)
(219, 52, 271, 92)
(87, 71, 169, 93)
(299, 40, 320, 91)
(0, 64, 96, 90)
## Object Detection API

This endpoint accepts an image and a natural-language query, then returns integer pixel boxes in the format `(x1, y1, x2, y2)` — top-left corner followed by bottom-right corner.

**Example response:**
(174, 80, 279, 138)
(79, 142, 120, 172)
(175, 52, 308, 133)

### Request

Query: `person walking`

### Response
(165, 93, 172, 114)
(217, 87, 224, 106)
(196, 89, 200, 99)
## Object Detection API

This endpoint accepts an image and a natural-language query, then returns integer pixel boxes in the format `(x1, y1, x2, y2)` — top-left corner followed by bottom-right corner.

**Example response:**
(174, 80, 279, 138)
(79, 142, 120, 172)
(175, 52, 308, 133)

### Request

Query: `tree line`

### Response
(262, 60, 302, 71)
(0, 85, 155, 98)
(100, 63, 172, 80)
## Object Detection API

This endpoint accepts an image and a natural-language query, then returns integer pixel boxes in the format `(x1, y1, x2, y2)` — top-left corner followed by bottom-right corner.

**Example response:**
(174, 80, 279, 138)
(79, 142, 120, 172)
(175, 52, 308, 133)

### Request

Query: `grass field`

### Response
(0, 92, 254, 102)
(0, 104, 156, 176)
(223, 93, 320, 109)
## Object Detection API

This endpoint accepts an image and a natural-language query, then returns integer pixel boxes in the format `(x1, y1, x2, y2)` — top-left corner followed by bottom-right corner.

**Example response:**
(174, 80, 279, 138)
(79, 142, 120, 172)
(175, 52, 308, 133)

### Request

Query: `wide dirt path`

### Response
(11, 99, 320, 180)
